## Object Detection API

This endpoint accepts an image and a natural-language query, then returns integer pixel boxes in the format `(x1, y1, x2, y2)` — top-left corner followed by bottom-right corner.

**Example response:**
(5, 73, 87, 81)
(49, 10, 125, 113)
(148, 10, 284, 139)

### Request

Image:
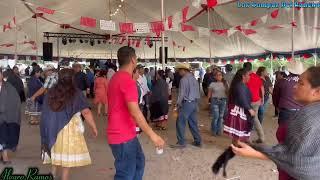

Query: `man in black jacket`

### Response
(73, 63, 90, 96)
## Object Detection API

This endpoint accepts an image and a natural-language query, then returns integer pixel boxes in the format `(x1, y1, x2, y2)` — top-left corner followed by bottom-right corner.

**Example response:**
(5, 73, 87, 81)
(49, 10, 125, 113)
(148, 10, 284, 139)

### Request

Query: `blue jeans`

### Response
(210, 98, 227, 135)
(258, 97, 269, 124)
(109, 137, 145, 180)
(176, 101, 202, 145)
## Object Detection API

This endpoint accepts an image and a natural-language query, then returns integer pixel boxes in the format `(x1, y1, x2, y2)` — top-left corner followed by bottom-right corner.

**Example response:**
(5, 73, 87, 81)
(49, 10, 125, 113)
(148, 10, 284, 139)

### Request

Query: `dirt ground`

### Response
(0, 94, 279, 180)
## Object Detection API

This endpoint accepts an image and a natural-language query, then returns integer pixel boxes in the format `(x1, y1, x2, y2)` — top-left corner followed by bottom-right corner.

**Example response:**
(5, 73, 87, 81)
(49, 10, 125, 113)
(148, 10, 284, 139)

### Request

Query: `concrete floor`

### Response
(0, 96, 279, 180)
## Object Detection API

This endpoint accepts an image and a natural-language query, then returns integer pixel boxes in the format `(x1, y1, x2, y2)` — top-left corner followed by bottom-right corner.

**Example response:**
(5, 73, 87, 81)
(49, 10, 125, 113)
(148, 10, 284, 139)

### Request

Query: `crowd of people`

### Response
(0, 45, 320, 180)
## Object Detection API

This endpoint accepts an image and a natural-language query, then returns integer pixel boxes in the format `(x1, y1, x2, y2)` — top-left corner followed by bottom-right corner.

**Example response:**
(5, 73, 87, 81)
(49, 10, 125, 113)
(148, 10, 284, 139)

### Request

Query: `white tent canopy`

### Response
(0, 0, 320, 59)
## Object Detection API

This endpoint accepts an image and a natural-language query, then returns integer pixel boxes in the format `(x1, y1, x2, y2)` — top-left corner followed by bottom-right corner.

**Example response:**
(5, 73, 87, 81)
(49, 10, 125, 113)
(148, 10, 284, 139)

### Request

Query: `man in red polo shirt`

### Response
(107, 46, 165, 180)
(243, 62, 265, 143)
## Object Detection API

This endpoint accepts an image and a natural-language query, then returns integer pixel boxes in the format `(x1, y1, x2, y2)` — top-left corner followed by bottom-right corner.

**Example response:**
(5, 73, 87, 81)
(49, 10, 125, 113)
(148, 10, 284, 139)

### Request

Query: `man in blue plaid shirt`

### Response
(31, 65, 58, 101)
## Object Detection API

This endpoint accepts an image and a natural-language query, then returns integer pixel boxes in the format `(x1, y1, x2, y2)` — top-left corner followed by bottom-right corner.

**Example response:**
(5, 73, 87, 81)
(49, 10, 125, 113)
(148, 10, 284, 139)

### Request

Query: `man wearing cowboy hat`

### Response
(172, 63, 202, 148)
(272, 60, 306, 180)
(31, 64, 58, 101)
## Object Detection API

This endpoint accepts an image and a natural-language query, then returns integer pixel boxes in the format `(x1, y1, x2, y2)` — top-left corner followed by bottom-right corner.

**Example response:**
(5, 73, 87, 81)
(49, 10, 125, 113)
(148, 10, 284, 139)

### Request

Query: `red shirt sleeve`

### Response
(120, 76, 138, 103)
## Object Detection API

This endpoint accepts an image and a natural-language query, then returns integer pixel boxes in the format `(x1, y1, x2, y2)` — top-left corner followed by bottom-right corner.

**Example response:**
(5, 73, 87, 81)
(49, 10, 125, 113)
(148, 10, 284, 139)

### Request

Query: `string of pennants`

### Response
(0, 41, 38, 50)
(2, 0, 320, 57)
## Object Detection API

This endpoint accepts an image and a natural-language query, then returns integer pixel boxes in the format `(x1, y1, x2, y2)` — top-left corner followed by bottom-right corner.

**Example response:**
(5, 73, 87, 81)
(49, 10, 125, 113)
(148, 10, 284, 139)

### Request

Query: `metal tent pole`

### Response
(161, 0, 165, 69)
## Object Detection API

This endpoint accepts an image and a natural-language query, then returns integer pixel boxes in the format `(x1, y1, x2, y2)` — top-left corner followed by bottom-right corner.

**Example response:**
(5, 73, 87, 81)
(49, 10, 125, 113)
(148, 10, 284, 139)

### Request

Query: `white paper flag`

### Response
(261, 15, 268, 24)
(228, 28, 237, 37)
(243, 22, 250, 29)
(100, 20, 116, 31)
(198, 27, 210, 37)
(134, 23, 150, 33)
(168, 12, 181, 32)
(192, 0, 202, 8)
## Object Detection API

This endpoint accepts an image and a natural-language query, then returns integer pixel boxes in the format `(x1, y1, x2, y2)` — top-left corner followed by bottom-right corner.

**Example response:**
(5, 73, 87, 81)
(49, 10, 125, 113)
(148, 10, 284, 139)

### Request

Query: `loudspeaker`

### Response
(43, 42, 53, 61)
(159, 47, 168, 64)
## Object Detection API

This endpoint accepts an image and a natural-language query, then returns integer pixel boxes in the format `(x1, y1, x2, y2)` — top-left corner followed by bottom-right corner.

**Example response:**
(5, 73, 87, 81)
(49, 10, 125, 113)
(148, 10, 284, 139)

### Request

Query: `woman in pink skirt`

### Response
(94, 70, 108, 116)
(224, 68, 255, 144)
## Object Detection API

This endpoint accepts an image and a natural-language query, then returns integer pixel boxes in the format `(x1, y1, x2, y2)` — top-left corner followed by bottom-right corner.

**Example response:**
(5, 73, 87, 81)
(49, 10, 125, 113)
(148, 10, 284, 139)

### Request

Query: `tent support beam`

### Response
(161, 0, 165, 70)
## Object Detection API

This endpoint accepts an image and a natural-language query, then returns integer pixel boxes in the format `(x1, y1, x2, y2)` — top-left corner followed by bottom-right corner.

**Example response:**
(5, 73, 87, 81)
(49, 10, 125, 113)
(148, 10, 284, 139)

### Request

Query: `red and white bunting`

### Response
(268, 25, 284, 30)
(181, 24, 195, 32)
(0, 43, 14, 48)
(150, 21, 164, 37)
(145, 36, 151, 46)
(136, 39, 141, 48)
(243, 29, 257, 35)
(250, 19, 259, 26)
(2, 16, 16, 33)
(36, 6, 55, 14)
(119, 37, 126, 44)
(182, 6, 189, 23)
(271, 9, 279, 19)
(212, 29, 228, 36)
(207, 0, 218, 8)
(168, 16, 173, 29)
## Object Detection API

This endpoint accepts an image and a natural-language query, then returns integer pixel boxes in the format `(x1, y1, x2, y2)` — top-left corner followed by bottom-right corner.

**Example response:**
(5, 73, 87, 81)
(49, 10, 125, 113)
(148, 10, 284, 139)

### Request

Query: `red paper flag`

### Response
(3, 23, 11, 32)
(136, 39, 141, 48)
(250, 19, 259, 26)
(271, 9, 279, 19)
(181, 24, 195, 32)
(207, 0, 218, 8)
(119, 23, 134, 34)
(243, 29, 257, 35)
(302, 53, 312, 59)
(268, 25, 284, 30)
(80, 16, 96, 28)
(168, 16, 173, 29)
(212, 29, 228, 36)
(145, 36, 151, 46)
(0, 43, 14, 47)
(259, 58, 264, 62)
(235, 25, 242, 31)
(36, 6, 55, 14)
(119, 37, 126, 44)
(291, 21, 297, 28)
(295, 1, 305, 10)
(182, 6, 189, 23)
(150, 21, 164, 37)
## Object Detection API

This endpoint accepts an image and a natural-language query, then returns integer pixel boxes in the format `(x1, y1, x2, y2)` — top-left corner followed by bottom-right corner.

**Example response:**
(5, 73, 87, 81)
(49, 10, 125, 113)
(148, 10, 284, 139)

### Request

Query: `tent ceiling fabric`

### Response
(0, 0, 320, 59)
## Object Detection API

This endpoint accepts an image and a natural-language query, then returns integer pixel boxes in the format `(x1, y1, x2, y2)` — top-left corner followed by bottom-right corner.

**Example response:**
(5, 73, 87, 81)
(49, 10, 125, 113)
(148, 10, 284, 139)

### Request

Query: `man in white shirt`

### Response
(137, 64, 150, 121)
(107, 68, 115, 80)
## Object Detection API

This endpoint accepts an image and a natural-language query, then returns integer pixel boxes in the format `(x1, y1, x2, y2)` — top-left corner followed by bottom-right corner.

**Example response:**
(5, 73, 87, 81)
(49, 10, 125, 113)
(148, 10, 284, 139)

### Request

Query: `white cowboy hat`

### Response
(287, 61, 306, 75)
(43, 64, 55, 71)
(175, 63, 191, 70)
